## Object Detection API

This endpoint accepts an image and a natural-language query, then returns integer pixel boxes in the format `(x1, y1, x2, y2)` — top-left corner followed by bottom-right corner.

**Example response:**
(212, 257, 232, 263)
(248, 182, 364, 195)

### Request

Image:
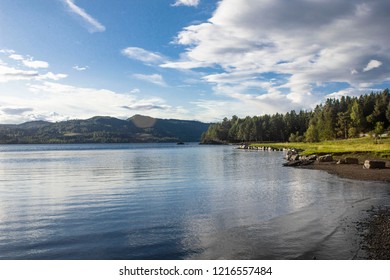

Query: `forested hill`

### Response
(0, 115, 210, 144)
(201, 89, 390, 143)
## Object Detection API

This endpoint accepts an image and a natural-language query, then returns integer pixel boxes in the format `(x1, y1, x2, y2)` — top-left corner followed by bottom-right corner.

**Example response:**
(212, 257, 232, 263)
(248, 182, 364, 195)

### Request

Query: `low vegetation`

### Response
(251, 136, 390, 158)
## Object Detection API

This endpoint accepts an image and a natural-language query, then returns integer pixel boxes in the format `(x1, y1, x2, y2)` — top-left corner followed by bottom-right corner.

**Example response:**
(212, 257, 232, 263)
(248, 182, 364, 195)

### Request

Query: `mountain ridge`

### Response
(0, 115, 210, 144)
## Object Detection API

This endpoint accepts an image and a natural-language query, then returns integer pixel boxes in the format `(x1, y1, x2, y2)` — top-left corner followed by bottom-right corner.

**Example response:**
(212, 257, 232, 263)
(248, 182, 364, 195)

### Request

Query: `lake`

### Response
(0, 143, 389, 260)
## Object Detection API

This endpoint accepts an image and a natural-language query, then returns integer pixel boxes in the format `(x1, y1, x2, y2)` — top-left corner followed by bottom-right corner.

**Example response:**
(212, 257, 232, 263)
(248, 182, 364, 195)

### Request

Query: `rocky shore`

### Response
(281, 148, 390, 182)
(357, 206, 390, 259)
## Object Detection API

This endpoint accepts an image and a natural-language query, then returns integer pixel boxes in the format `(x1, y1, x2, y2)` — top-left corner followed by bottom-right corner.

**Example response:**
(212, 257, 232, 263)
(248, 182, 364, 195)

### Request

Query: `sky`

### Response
(0, 0, 389, 124)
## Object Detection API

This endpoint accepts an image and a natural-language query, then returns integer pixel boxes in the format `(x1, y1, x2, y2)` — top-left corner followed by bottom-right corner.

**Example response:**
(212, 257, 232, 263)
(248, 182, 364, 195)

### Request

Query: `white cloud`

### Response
(166, 0, 390, 116)
(172, 0, 200, 7)
(0, 65, 39, 82)
(122, 47, 165, 64)
(0, 49, 15, 55)
(25, 82, 174, 120)
(133, 73, 167, 87)
(36, 72, 68, 81)
(0, 64, 66, 83)
(130, 88, 141, 94)
(73, 65, 88, 71)
(9, 53, 49, 69)
(22, 59, 49, 69)
(363, 59, 382, 72)
(9, 54, 24, 61)
(0, 81, 189, 123)
(63, 0, 105, 33)
(0, 51, 66, 83)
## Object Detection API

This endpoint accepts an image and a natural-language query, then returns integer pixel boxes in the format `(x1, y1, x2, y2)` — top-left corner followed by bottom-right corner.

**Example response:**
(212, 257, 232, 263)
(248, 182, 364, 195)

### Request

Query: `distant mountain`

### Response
(0, 115, 210, 144)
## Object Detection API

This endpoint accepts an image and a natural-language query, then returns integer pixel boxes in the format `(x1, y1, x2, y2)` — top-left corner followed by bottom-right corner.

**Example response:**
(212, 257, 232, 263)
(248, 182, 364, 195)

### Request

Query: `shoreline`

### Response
(357, 206, 390, 259)
(297, 160, 390, 182)
(297, 159, 390, 259)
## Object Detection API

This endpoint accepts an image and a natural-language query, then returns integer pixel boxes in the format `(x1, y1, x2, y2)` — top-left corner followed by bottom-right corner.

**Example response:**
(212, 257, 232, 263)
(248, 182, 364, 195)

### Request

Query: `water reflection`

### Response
(0, 144, 389, 259)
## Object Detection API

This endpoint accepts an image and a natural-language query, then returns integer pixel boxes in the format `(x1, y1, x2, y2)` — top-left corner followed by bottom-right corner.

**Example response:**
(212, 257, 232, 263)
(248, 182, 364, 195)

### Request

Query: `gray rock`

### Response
(307, 154, 317, 161)
(363, 160, 386, 169)
(317, 154, 333, 162)
(290, 154, 300, 161)
(337, 158, 359, 164)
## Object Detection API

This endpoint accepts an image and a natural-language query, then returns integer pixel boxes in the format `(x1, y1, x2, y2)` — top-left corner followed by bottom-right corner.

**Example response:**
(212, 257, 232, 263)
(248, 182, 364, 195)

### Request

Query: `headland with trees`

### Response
(201, 89, 389, 145)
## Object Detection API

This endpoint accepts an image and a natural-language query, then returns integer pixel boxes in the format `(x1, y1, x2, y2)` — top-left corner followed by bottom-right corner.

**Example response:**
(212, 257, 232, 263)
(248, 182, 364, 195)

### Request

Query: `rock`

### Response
(301, 160, 315, 166)
(363, 160, 386, 169)
(290, 154, 300, 161)
(283, 159, 314, 167)
(337, 157, 359, 165)
(307, 154, 317, 161)
(285, 148, 298, 160)
(317, 154, 333, 162)
(283, 160, 302, 167)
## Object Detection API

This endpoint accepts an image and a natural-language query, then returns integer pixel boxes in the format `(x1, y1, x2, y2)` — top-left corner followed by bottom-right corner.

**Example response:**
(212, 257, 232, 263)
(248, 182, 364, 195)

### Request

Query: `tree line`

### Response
(201, 89, 390, 143)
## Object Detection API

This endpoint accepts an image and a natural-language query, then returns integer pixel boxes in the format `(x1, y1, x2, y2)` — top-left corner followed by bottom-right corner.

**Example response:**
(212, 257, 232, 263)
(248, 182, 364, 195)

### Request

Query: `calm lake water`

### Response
(0, 143, 389, 260)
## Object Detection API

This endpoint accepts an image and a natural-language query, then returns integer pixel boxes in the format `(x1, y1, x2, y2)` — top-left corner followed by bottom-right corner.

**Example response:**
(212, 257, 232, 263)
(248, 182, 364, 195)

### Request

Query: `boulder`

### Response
(337, 159, 344, 164)
(290, 154, 300, 161)
(307, 154, 317, 161)
(363, 160, 386, 169)
(317, 154, 333, 162)
(337, 157, 359, 165)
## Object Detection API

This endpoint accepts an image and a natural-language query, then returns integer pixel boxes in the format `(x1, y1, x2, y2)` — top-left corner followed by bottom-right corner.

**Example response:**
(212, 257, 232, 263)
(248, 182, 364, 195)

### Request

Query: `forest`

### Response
(201, 89, 390, 143)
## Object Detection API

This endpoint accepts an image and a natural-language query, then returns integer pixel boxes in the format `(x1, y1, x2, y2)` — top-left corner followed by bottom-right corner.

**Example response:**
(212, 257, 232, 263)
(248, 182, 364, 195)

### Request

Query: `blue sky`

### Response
(1, 0, 389, 124)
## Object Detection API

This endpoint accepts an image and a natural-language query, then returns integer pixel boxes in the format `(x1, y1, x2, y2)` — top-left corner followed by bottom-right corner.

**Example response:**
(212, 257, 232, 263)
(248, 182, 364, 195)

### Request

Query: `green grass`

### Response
(251, 136, 390, 158)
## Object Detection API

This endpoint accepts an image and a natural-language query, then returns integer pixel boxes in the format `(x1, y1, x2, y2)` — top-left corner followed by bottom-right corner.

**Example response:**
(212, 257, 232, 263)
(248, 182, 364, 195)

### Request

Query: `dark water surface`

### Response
(0, 143, 389, 259)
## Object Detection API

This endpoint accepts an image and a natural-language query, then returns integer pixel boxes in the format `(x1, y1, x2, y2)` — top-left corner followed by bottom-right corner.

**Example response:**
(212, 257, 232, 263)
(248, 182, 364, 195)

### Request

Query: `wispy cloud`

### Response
(63, 0, 105, 33)
(133, 73, 167, 87)
(130, 88, 141, 94)
(172, 0, 200, 7)
(122, 47, 165, 64)
(0, 50, 66, 82)
(9, 53, 49, 69)
(73, 65, 89, 71)
(122, 104, 170, 111)
(0, 65, 39, 82)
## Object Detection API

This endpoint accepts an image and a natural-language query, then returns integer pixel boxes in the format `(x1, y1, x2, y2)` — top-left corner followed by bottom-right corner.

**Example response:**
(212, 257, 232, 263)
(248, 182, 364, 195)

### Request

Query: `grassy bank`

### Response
(251, 136, 390, 158)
